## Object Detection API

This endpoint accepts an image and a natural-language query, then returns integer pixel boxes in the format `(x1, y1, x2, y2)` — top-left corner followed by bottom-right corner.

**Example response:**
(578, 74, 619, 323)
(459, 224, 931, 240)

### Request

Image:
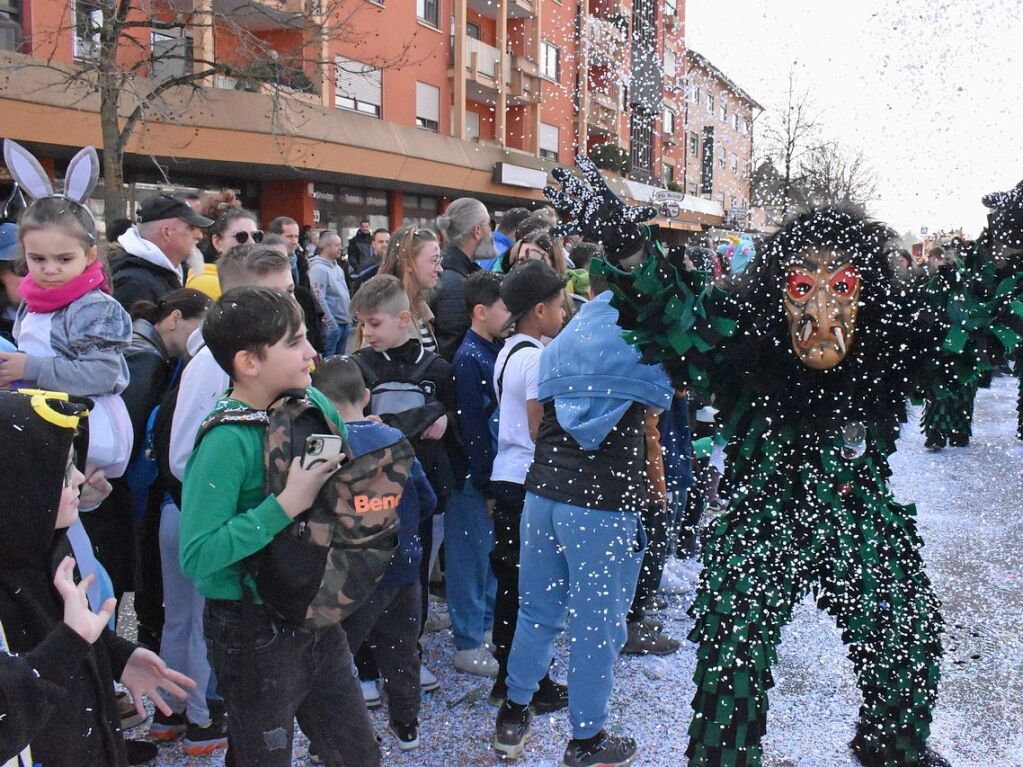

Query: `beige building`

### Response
(682, 49, 763, 231)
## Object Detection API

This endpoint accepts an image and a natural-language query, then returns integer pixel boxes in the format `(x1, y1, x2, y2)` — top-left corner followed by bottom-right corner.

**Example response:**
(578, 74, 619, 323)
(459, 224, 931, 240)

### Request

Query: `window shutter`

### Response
(336, 56, 382, 107)
(416, 82, 440, 122)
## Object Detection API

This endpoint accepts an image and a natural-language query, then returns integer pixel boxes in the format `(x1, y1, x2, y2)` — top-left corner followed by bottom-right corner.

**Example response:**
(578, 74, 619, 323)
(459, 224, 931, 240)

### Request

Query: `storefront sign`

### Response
(494, 162, 548, 190)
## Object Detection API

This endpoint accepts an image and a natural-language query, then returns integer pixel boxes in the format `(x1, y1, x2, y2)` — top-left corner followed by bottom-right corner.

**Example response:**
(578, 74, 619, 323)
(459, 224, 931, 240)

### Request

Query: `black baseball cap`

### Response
(500, 259, 568, 331)
(137, 194, 213, 227)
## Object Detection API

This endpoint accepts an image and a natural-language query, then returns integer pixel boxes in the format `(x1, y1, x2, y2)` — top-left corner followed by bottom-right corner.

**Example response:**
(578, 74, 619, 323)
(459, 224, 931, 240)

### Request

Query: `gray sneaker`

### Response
(561, 731, 637, 767)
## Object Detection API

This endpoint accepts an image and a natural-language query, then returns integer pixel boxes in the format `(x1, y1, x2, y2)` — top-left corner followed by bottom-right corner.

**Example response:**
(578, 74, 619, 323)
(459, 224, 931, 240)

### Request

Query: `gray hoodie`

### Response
(308, 255, 351, 331)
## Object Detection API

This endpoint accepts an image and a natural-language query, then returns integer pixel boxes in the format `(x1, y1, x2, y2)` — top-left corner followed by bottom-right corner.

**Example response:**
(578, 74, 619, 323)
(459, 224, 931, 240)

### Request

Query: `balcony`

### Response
(581, 14, 626, 66)
(451, 38, 539, 105)
(585, 90, 619, 136)
(466, 0, 536, 18)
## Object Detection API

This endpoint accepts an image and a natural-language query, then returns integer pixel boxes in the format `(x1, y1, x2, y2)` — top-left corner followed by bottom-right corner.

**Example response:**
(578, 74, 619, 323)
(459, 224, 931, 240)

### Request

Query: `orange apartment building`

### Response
(0, 0, 761, 241)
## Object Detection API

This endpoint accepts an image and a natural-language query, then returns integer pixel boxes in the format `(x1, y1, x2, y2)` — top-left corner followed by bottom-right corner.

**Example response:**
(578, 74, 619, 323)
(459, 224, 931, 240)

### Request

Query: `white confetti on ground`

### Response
(129, 375, 1023, 767)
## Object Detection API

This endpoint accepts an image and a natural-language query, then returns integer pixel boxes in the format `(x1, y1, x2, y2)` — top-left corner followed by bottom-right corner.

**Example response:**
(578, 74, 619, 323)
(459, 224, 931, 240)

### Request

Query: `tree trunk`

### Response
(98, 2, 128, 229)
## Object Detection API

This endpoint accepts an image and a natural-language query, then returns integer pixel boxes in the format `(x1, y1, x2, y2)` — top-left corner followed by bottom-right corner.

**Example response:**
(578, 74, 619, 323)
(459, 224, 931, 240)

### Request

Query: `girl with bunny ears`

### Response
(0, 140, 134, 481)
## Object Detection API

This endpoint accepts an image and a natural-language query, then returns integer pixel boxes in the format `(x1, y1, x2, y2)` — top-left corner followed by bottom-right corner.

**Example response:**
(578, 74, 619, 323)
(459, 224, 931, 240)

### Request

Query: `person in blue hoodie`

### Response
(492, 269, 674, 767)
(311, 356, 436, 754)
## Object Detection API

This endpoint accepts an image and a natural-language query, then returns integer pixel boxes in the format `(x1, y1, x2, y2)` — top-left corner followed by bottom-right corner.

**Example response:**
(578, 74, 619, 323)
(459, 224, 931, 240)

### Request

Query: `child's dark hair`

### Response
(350, 273, 410, 318)
(464, 271, 502, 313)
(570, 241, 603, 270)
(106, 218, 133, 244)
(130, 287, 212, 324)
(311, 355, 367, 407)
(18, 197, 96, 251)
(204, 286, 305, 378)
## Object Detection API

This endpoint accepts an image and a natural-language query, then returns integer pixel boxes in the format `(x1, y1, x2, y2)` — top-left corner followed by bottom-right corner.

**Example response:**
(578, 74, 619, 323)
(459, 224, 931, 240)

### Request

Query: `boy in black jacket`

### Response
(351, 274, 456, 691)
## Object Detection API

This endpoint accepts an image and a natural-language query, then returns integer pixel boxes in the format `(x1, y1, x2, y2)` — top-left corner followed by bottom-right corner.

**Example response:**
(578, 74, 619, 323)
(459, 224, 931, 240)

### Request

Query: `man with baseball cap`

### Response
(109, 193, 212, 310)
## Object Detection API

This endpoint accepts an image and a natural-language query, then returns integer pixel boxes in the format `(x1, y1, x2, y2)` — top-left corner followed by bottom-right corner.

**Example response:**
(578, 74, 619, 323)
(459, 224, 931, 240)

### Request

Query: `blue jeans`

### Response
(323, 324, 349, 356)
(443, 483, 496, 650)
(158, 501, 211, 724)
(506, 494, 646, 739)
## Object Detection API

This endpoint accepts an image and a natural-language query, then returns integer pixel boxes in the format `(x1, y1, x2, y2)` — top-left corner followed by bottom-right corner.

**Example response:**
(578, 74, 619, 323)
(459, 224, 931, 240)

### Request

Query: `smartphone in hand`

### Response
(301, 434, 346, 470)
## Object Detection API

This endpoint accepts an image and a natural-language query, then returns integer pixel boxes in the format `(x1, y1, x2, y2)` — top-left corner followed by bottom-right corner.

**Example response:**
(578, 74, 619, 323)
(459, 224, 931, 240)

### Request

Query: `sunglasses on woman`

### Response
(232, 230, 265, 245)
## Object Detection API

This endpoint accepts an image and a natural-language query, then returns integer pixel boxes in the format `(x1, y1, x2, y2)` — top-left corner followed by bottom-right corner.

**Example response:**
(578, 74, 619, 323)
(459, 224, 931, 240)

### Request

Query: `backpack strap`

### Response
(496, 341, 538, 402)
(194, 407, 267, 448)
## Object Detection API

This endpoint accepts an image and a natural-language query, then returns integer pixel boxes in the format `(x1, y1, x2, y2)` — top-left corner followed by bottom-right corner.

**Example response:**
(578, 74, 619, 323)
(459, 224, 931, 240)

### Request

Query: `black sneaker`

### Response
(532, 676, 569, 714)
(125, 739, 159, 765)
(493, 700, 533, 760)
(148, 709, 187, 741)
(388, 719, 420, 752)
(561, 731, 637, 767)
(182, 717, 229, 757)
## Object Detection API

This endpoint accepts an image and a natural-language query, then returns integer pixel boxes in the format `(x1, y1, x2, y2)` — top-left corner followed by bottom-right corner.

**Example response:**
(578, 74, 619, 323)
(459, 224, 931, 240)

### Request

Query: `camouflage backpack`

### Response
(195, 390, 415, 629)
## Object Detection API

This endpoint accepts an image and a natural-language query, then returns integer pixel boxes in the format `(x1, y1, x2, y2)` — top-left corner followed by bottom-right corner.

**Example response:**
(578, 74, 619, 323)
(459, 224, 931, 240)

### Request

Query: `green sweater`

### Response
(179, 387, 345, 601)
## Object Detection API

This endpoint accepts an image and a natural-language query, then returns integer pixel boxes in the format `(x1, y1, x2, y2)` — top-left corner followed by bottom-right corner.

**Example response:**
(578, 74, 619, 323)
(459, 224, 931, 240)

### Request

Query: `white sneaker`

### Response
(424, 604, 451, 633)
(360, 679, 381, 709)
(453, 645, 499, 677)
(658, 567, 693, 595)
(483, 630, 495, 653)
(420, 664, 440, 692)
(660, 557, 702, 595)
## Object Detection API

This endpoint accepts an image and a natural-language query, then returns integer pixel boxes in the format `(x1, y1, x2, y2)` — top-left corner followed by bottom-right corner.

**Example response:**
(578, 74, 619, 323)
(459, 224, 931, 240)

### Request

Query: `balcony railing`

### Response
(586, 89, 619, 135)
(582, 14, 626, 66)
(452, 38, 538, 103)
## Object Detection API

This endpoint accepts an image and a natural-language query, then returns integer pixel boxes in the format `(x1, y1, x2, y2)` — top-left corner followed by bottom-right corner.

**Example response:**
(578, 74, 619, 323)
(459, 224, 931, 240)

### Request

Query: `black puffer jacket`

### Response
(525, 401, 649, 513)
(109, 246, 182, 312)
(430, 244, 481, 361)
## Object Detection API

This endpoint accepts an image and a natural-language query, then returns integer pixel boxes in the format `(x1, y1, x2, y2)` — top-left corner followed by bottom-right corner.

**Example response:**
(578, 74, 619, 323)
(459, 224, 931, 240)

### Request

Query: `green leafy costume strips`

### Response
(594, 219, 1023, 767)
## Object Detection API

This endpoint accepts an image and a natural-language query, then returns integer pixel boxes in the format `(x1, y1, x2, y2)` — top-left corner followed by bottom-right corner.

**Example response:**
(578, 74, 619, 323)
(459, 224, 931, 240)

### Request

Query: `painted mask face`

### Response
(783, 248, 860, 369)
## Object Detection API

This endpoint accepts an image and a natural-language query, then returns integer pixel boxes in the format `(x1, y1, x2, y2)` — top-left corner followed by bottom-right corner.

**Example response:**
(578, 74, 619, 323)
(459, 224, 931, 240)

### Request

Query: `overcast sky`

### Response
(685, 0, 1023, 237)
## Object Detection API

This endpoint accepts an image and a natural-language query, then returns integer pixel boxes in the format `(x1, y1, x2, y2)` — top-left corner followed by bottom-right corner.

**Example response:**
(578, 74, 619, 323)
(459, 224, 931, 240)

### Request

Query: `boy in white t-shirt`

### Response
(488, 259, 568, 711)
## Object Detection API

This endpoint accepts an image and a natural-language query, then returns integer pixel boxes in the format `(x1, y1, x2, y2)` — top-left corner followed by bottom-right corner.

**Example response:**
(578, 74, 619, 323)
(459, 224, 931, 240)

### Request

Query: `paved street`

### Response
(139, 375, 1023, 767)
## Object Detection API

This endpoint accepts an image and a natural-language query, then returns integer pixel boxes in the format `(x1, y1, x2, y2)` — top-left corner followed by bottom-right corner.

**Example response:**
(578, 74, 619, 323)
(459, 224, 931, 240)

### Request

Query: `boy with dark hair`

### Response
(446, 271, 508, 677)
(488, 259, 568, 710)
(311, 356, 436, 752)
(351, 274, 456, 692)
(493, 269, 674, 767)
(179, 287, 380, 767)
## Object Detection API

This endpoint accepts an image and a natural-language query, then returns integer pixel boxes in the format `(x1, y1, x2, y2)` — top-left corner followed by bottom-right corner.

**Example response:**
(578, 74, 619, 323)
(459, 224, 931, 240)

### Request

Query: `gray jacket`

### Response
(308, 256, 351, 331)
(15, 290, 132, 397)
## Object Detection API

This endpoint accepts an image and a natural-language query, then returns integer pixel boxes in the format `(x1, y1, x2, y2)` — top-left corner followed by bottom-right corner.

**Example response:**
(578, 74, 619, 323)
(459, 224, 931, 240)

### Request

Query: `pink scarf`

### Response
(20, 260, 110, 313)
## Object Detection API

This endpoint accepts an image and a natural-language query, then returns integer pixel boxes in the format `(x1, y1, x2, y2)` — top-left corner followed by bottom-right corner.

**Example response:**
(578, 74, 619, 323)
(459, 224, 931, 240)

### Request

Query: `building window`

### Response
(466, 110, 481, 140)
(662, 106, 675, 135)
(665, 0, 677, 15)
(663, 48, 676, 76)
(661, 163, 674, 185)
(417, 0, 438, 27)
(716, 192, 725, 206)
(718, 150, 725, 170)
(466, 20, 481, 39)
(689, 83, 699, 103)
(335, 56, 382, 117)
(741, 118, 749, 135)
(73, 0, 103, 60)
(706, 92, 714, 114)
(732, 112, 740, 131)
(415, 81, 440, 131)
(151, 30, 193, 81)
(540, 122, 559, 161)
(688, 182, 698, 195)
(731, 154, 738, 173)
(0, 0, 24, 52)
(541, 41, 560, 82)
(720, 100, 727, 122)
(688, 132, 698, 155)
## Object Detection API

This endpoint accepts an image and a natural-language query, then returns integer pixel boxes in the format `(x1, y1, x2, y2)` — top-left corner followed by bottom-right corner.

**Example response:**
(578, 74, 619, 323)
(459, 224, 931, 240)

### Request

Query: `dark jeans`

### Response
(627, 502, 670, 624)
(204, 600, 380, 767)
(490, 481, 525, 687)
(342, 582, 421, 725)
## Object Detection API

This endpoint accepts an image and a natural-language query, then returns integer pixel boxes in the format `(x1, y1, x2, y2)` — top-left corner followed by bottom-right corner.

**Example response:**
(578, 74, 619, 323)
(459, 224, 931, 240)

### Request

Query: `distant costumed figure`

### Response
(544, 156, 1023, 767)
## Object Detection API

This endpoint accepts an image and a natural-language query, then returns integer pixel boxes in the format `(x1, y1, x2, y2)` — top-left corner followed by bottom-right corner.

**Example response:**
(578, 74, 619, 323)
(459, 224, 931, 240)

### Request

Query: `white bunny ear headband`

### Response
(3, 139, 100, 239)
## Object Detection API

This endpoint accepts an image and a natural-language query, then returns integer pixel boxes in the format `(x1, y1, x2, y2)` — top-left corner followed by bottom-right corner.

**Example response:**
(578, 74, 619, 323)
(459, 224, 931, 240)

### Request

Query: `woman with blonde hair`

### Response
(378, 225, 443, 353)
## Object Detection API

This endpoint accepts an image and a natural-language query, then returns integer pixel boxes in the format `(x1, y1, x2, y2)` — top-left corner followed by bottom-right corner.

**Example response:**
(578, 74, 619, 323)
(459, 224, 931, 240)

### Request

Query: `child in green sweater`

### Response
(178, 286, 380, 767)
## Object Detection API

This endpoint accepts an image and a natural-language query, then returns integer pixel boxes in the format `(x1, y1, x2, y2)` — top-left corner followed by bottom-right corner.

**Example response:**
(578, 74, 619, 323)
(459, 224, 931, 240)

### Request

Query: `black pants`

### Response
(79, 480, 136, 612)
(489, 481, 525, 688)
(343, 582, 421, 725)
(204, 601, 380, 767)
(133, 488, 164, 650)
(627, 502, 670, 623)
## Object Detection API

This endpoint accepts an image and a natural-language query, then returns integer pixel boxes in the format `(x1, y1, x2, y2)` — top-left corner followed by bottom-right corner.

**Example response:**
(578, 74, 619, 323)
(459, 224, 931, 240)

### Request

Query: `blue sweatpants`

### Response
(506, 493, 646, 739)
(443, 483, 497, 651)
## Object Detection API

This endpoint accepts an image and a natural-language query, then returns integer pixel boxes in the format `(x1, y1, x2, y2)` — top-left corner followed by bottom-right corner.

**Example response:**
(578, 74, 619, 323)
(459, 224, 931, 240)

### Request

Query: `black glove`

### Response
(544, 155, 658, 263)
(982, 177, 1023, 251)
